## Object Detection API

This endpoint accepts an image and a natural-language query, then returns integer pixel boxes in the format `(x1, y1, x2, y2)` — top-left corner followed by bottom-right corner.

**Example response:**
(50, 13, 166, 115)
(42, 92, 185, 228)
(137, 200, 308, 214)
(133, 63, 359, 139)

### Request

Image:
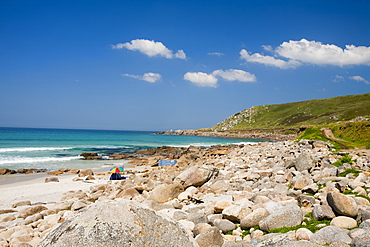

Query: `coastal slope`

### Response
(210, 93, 370, 132)
(163, 93, 370, 147)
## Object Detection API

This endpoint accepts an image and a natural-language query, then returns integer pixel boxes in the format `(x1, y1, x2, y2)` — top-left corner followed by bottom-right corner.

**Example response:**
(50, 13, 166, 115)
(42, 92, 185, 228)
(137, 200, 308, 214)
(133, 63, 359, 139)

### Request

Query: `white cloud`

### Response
(174, 50, 186, 59)
(208, 52, 224, 56)
(332, 75, 345, 82)
(276, 39, 370, 66)
(212, 69, 256, 82)
(112, 39, 186, 59)
(262, 45, 273, 52)
(184, 69, 256, 87)
(183, 72, 218, 88)
(349, 75, 370, 84)
(240, 49, 301, 69)
(122, 72, 162, 83)
(241, 39, 370, 69)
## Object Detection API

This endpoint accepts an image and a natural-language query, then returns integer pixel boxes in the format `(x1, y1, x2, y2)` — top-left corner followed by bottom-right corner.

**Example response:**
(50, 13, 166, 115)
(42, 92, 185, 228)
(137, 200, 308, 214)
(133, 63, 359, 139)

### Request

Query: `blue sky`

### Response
(1, 0, 369, 131)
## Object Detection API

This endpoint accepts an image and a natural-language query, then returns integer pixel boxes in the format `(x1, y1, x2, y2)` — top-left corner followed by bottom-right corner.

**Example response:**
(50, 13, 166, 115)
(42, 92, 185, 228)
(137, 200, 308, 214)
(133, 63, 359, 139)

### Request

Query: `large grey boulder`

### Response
(255, 234, 291, 247)
(259, 204, 303, 232)
(327, 192, 359, 217)
(280, 242, 322, 247)
(187, 212, 208, 225)
(359, 219, 370, 229)
(148, 182, 184, 203)
(195, 226, 224, 247)
(222, 204, 251, 222)
(37, 199, 198, 247)
(351, 230, 370, 247)
(312, 204, 336, 221)
(175, 165, 218, 188)
(310, 226, 351, 245)
(213, 219, 236, 234)
(351, 220, 370, 246)
(293, 152, 315, 171)
(357, 208, 370, 222)
(240, 208, 269, 230)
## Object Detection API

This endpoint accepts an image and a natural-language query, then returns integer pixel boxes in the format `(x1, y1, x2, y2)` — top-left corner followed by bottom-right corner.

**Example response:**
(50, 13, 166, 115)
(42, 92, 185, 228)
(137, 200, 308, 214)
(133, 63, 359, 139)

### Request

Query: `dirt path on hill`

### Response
(321, 128, 350, 149)
(321, 128, 370, 155)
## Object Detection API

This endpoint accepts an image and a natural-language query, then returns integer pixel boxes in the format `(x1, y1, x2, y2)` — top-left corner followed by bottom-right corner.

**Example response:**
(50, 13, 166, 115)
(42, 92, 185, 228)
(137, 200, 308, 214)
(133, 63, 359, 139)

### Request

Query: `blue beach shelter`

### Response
(158, 160, 177, 167)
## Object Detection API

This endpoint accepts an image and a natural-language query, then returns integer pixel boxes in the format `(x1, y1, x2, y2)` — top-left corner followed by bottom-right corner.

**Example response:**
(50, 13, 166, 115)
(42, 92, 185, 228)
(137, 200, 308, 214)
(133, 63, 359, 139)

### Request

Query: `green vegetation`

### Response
(332, 154, 353, 167)
(238, 226, 260, 239)
(212, 93, 370, 131)
(338, 168, 360, 177)
(331, 120, 370, 149)
(209, 93, 370, 149)
(268, 213, 330, 234)
(238, 213, 335, 238)
(297, 126, 327, 142)
(317, 183, 326, 191)
(225, 225, 260, 238)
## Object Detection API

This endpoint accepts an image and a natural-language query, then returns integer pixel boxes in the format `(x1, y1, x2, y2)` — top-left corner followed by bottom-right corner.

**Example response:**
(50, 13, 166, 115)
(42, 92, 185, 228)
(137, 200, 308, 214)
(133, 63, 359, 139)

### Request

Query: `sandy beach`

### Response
(0, 173, 107, 209)
(0, 163, 149, 210)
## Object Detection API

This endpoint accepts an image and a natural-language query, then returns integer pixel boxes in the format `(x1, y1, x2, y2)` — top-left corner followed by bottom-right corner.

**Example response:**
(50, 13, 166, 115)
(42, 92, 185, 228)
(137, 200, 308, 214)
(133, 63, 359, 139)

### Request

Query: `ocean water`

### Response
(0, 127, 265, 171)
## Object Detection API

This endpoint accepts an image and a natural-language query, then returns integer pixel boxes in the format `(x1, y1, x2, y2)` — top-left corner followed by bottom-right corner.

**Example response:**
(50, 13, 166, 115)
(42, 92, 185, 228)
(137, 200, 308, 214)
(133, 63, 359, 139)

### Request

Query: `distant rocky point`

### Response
(157, 129, 297, 141)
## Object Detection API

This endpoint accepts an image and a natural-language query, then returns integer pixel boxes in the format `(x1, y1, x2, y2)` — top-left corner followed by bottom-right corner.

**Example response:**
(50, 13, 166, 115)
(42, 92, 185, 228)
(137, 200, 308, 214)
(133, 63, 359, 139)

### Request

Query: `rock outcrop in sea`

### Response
(1, 140, 370, 246)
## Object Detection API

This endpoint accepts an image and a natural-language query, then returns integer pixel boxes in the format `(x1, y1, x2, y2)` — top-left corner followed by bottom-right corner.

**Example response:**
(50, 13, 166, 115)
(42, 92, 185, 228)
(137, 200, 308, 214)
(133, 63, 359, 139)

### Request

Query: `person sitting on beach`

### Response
(109, 172, 123, 180)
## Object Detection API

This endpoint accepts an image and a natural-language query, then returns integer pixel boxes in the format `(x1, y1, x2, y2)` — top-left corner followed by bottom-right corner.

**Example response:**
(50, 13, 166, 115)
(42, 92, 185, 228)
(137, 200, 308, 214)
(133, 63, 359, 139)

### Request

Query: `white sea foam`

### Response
(0, 156, 82, 165)
(0, 147, 73, 153)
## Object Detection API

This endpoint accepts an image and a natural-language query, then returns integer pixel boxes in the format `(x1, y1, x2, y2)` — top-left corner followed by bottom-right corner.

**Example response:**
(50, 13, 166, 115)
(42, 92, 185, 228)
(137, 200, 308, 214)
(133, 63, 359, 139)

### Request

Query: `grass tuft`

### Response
(268, 213, 330, 234)
(332, 154, 353, 167)
(338, 168, 360, 177)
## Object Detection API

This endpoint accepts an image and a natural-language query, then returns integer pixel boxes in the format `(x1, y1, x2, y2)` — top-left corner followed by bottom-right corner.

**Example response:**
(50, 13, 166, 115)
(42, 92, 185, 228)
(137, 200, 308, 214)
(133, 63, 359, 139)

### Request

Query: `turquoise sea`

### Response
(0, 127, 265, 171)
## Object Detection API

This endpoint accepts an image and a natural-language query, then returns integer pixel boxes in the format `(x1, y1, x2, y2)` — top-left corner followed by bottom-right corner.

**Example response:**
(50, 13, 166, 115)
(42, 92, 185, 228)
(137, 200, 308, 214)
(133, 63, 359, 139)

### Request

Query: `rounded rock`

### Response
(330, 216, 358, 229)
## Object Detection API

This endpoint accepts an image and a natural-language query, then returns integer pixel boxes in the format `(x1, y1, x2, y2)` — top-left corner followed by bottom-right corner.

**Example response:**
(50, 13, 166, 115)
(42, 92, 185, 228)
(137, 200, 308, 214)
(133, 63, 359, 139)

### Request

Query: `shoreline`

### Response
(158, 129, 298, 141)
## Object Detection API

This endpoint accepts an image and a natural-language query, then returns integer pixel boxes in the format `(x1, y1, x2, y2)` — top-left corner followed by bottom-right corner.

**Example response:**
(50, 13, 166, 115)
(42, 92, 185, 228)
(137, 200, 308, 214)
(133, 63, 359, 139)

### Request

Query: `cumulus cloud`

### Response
(122, 72, 162, 83)
(241, 39, 370, 69)
(212, 69, 256, 82)
(276, 39, 370, 66)
(112, 39, 186, 59)
(240, 49, 301, 69)
(349, 75, 370, 84)
(208, 52, 224, 56)
(184, 69, 256, 87)
(183, 72, 218, 88)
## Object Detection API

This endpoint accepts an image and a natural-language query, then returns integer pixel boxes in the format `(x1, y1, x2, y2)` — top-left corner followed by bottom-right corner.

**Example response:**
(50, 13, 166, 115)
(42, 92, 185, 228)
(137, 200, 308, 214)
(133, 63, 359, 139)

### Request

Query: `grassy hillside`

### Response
(209, 93, 370, 149)
(211, 93, 370, 131)
(331, 120, 370, 148)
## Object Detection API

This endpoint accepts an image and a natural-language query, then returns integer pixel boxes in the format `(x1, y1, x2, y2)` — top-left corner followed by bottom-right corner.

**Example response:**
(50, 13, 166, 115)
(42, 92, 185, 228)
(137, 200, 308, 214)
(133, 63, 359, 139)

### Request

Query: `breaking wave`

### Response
(0, 147, 73, 153)
(0, 155, 82, 165)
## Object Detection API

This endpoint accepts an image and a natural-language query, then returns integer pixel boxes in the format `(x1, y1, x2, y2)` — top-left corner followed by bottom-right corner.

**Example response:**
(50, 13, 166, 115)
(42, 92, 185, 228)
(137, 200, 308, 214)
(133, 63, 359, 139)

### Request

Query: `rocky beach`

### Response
(1, 140, 370, 246)
(158, 129, 298, 141)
